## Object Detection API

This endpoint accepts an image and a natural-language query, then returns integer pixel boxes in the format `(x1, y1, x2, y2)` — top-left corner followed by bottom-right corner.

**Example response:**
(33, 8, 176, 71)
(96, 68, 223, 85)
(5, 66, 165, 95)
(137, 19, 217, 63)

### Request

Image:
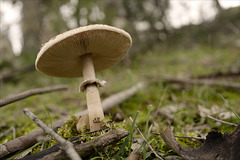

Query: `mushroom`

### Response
(35, 24, 132, 131)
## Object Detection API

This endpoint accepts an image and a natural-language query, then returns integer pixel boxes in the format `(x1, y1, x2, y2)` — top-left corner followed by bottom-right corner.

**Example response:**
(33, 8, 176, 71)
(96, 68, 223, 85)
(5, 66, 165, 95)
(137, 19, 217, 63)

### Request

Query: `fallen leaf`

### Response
(154, 104, 184, 120)
(198, 105, 212, 117)
(218, 112, 235, 120)
(160, 123, 240, 160)
(131, 142, 141, 151)
(128, 151, 143, 160)
(198, 105, 235, 120)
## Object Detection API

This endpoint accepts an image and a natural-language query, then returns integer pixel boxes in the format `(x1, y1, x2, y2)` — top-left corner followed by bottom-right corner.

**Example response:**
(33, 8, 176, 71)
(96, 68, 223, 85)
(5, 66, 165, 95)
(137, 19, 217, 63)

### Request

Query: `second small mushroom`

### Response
(35, 24, 132, 132)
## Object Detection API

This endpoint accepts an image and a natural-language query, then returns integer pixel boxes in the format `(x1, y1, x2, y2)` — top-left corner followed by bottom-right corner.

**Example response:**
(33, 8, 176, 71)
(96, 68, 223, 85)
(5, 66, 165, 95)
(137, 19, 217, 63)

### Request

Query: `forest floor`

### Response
(1, 44, 240, 159)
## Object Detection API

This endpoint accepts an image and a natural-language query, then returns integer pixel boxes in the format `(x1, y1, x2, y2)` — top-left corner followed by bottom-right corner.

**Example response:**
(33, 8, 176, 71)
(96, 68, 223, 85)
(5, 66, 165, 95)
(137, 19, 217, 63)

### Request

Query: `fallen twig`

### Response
(0, 82, 148, 158)
(153, 132, 205, 140)
(207, 115, 237, 127)
(13, 142, 41, 159)
(129, 117, 164, 160)
(0, 64, 35, 81)
(19, 129, 129, 160)
(194, 70, 240, 79)
(161, 77, 240, 89)
(0, 85, 68, 107)
(174, 135, 205, 140)
(23, 108, 82, 160)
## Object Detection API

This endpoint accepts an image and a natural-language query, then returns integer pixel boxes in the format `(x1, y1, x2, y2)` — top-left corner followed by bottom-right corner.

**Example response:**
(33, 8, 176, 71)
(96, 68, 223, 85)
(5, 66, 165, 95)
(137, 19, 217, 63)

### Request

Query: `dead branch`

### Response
(129, 117, 164, 160)
(153, 132, 205, 140)
(23, 108, 82, 160)
(174, 135, 205, 140)
(0, 85, 68, 107)
(19, 129, 129, 160)
(0, 130, 44, 158)
(161, 77, 240, 89)
(195, 70, 240, 79)
(0, 82, 148, 158)
(0, 64, 35, 81)
(207, 115, 237, 127)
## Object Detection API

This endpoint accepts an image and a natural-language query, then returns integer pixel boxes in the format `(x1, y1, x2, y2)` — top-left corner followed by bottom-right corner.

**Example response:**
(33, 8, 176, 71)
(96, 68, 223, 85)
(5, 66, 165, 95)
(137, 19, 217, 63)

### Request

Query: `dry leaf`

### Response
(198, 105, 212, 117)
(128, 151, 143, 160)
(198, 105, 235, 120)
(218, 112, 235, 120)
(160, 123, 240, 160)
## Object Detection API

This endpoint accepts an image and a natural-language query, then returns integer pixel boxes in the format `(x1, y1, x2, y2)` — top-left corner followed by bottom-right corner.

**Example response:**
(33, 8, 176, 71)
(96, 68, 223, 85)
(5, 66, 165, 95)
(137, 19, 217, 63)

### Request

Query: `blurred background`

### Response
(0, 1, 240, 157)
(0, 0, 240, 131)
(1, 0, 239, 60)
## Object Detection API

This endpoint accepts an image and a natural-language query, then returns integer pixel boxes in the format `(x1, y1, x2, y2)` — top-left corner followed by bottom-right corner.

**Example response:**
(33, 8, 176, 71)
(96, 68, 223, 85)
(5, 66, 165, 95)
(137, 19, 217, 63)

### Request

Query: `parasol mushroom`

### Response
(35, 24, 132, 131)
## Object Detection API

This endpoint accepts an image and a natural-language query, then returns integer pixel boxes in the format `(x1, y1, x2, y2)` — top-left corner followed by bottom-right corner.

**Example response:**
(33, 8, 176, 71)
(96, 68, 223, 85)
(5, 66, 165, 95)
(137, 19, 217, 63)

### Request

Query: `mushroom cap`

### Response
(35, 24, 132, 78)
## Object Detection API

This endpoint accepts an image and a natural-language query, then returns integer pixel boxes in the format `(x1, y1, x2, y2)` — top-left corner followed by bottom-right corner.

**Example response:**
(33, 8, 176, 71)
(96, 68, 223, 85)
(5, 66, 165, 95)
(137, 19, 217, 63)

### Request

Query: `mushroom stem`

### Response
(81, 54, 105, 131)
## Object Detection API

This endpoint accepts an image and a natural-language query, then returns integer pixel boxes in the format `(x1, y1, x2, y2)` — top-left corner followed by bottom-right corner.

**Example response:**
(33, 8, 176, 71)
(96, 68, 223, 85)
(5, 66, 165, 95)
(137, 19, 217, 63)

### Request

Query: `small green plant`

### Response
(114, 111, 139, 158)
(57, 116, 78, 139)
(219, 94, 240, 120)
(7, 142, 42, 160)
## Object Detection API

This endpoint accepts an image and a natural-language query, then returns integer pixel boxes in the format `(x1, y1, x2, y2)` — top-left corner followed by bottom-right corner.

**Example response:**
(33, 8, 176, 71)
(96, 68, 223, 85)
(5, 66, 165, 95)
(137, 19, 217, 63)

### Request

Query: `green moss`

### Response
(177, 133, 202, 148)
(57, 116, 78, 139)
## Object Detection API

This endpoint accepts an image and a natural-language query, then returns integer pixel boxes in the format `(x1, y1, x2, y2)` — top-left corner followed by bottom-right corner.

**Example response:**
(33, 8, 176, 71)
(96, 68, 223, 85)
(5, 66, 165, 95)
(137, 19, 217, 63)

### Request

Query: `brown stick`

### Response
(0, 81, 148, 158)
(161, 77, 240, 89)
(19, 129, 129, 160)
(195, 71, 240, 79)
(0, 64, 35, 81)
(174, 135, 205, 140)
(23, 108, 82, 160)
(153, 132, 205, 140)
(0, 85, 68, 107)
